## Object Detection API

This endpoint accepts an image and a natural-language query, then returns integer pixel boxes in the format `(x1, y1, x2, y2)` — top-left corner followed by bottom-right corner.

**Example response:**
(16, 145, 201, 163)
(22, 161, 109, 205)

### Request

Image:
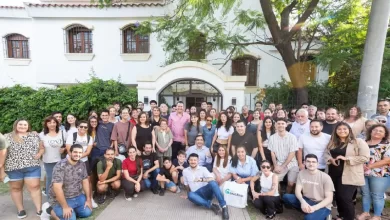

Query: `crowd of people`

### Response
(0, 99, 390, 220)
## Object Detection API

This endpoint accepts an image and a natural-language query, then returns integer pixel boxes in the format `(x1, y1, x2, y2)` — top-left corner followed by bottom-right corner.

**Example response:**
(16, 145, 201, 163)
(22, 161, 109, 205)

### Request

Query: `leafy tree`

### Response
(99, 0, 366, 105)
(0, 77, 137, 133)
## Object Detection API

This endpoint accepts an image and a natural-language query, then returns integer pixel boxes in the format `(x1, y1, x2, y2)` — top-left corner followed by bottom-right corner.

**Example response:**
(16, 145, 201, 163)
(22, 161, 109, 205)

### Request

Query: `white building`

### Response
(0, 0, 328, 111)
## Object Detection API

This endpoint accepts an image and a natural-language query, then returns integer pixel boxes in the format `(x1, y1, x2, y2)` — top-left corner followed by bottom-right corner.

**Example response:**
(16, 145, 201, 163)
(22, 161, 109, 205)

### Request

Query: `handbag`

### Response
(223, 181, 248, 208)
(118, 122, 131, 154)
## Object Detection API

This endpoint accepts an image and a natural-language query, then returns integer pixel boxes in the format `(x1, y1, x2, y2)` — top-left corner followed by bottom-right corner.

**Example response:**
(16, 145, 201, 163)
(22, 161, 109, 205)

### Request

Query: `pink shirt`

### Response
(168, 112, 190, 143)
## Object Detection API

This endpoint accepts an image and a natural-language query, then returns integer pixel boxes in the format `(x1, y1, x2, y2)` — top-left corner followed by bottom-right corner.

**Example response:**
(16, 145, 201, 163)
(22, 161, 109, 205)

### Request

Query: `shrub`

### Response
(0, 77, 137, 133)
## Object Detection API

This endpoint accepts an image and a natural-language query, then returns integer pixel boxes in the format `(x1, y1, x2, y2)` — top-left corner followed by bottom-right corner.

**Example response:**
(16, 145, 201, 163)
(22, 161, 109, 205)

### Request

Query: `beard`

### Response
(310, 130, 320, 135)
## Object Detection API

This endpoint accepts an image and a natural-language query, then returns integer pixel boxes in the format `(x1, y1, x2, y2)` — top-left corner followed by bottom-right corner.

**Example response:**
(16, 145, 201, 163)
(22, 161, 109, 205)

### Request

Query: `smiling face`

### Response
(109, 108, 116, 117)
(260, 161, 271, 175)
(121, 109, 130, 121)
(70, 147, 83, 162)
(336, 125, 350, 139)
(264, 118, 273, 129)
(316, 111, 325, 120)
(176, 103, 184, 114)
(199, 111, 206, 120)
(67, 115, 76, 125)
(305, 157, 318, 171)
(310, 121, 322, 135)
(191, 115, 198, 124)
(264, 109, 272, 117)
(89, 118, 98, 128)
(190, 106, 197, 114)
(47, 119, 58, 131)
(101, 112, 109, 123)
(188, 156, 199, 168)
(16, 120, 29, 133)
(326, 108, 338, 122)
(78, 122, 88, 135)
(218, 146, 226, 158)
(236, 147, 246, 160)
(349, 107, 358, 117)
(371, 126, 386, 140)
(233, 113, 241, 122)
(53, 113, 63, 123)
(139, 113, 147, 124)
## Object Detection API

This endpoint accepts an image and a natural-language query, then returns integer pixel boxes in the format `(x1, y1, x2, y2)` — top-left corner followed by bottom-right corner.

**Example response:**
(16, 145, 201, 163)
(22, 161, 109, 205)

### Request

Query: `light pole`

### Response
(357, 0, 390, 118)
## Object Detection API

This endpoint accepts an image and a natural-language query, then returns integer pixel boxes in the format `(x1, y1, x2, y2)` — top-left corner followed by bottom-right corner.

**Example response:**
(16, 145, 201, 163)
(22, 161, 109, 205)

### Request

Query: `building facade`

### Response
(0, 0, 328, 111)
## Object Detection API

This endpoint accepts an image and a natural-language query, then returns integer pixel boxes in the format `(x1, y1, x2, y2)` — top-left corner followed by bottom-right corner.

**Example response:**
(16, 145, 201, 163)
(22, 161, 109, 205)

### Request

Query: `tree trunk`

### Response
(277, 43, 309, 106)
(357, 0, 390, 118)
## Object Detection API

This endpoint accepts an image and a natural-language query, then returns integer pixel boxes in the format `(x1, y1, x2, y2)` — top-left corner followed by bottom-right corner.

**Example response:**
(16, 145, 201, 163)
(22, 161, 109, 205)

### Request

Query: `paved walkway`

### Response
(97, 191, 251, 220)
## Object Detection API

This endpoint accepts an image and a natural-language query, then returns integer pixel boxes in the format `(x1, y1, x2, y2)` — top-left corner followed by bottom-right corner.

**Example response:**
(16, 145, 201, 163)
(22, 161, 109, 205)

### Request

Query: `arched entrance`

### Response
(158, 79, 222, 110)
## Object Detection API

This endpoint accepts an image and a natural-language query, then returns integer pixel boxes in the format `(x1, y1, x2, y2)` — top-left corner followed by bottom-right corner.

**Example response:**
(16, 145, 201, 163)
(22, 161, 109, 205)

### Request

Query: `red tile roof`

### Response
(0, 6, 25, 9)
(24, 3, 165, 8)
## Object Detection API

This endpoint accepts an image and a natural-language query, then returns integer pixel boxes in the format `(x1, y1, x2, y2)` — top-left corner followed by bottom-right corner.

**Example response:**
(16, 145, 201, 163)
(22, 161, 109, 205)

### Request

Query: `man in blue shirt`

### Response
(186, 135, 212, 171)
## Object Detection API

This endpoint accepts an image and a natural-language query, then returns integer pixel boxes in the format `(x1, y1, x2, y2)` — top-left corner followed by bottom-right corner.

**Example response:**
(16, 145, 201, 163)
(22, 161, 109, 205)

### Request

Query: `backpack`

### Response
(72, 132, 91, 145)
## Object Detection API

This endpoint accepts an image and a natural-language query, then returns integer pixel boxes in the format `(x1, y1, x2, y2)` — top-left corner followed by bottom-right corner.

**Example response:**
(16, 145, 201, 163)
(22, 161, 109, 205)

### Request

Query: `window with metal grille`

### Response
(65, 25, 93, 53)
(122, 26, 149, 53)
(3, 34, 29, 58)
(188, 33, 206, 60)
(232, 56, 258, 86)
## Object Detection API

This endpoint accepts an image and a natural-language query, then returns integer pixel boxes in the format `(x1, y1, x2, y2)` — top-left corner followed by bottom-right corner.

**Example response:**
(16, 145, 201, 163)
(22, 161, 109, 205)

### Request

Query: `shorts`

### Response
(84, 161, 91, 176)
(165, 181, 176, 189)
(276, 166, 299, 183)
(6, 166, 41, 182)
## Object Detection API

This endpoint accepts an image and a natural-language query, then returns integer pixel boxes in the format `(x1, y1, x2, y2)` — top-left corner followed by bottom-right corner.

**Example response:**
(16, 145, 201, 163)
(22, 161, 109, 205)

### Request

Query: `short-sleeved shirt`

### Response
(39, 132, 66, 163)
(186, 145, 212, 166)
(96, 122, 114, 150)
(268, 132, 298, 169)
(228, 155, 259, 178)
(65, 133, 93, 162)
(0, 133, 8, 150)
(298, 133, 331, 169)
(172, 159, 189, 176)
(159, 165, 174, 181)
(215, 126, 234, 140)
(185, 124, 203, 146)
(49, 158, 88, 205)
(231, 131, 257, 156)
(322, 121, 337, 135)
(96, 158, 122, 179)
(296, 169, 335, 210)
(122, 157, 142, 177)
(141, 153, 158, 171)
(289, 121, 310, 140)
(111, 121, 133, 148)
(183, 166, 213, 192)
(213, 156, 231, 179)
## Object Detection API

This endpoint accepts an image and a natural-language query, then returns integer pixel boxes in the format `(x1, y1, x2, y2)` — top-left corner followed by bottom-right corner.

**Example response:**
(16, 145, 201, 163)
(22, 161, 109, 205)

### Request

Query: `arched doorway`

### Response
(158, 79, 222, 111)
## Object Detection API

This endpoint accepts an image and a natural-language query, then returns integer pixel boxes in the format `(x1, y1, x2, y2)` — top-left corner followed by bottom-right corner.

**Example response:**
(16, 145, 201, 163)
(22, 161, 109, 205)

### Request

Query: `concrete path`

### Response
(96, 191, 251, 220)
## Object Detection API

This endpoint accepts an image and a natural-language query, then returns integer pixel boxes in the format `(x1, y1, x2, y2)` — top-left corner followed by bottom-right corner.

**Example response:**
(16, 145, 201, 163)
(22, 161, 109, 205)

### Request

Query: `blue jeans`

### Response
(43, 162, 57, 196)
(188, 180, 226, 208)
(361, 176, 390, 216)
(283, 194, 331, 220)
(53, 194, 92, 220)
(144, 168, 160, 189)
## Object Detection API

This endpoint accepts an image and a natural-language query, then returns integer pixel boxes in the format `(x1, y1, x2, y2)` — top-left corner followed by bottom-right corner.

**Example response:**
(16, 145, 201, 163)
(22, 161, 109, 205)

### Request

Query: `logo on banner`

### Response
(224, 189, 244, 197)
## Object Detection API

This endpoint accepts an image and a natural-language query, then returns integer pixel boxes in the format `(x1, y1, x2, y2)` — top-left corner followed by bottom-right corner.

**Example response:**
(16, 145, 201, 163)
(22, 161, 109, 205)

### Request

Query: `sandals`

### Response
(356, 212, 371, 220)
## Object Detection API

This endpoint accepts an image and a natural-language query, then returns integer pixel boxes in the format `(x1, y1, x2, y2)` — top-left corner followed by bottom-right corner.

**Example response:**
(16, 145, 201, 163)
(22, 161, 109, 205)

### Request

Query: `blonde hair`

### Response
(11, 119, 31, 143)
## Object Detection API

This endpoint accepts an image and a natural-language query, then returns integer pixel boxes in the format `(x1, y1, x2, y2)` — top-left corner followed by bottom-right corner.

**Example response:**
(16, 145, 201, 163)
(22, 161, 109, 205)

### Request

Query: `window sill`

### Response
(64, 53, 95, 61)
(120, 53, 151, 61)
(4, 58, 31, 66)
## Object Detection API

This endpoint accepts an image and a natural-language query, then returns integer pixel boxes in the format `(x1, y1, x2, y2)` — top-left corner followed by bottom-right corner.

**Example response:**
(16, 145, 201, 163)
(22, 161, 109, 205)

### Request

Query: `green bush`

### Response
(0, 77, 138, 133)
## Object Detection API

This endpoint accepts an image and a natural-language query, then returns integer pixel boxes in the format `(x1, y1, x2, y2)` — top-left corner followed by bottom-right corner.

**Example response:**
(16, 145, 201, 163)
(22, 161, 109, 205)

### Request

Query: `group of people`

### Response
(0, 99, 389, 220)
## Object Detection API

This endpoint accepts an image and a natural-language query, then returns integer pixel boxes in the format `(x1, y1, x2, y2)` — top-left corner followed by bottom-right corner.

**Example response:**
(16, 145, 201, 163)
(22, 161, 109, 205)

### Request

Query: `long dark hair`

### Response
(87, 116, 98, 136)
(65, 114, 78, 132)
(43, 116, 59, 135)
(216, 112, 232, 131)
(366, 124, 389, 143)
(198, 109, 207, 120)
(216, 145, 229, 168)
(187, 113, 200, 133)
(138, 112, 150, 126)
(231, 145, 246, 168)
(327, 122, 355, 150)
(261, 116, 275, 141)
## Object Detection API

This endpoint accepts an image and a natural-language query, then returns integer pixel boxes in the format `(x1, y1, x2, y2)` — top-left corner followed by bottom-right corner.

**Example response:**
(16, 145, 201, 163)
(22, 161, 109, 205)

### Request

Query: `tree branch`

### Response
(259, 0, 282, 43)
(281, 0, 298, 31)
(288, 0, 320, 40)
(231, 40, 275, 46)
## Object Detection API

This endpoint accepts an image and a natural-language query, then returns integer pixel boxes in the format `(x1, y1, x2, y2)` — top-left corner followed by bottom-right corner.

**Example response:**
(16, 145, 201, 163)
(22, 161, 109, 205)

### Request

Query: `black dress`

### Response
(135, 124, 152, 152)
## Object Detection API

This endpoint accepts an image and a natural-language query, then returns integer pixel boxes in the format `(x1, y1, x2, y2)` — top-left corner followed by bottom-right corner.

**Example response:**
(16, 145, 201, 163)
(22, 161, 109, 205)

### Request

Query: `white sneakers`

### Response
(40, 202, 51, 220)
(92, 199, 98, 209)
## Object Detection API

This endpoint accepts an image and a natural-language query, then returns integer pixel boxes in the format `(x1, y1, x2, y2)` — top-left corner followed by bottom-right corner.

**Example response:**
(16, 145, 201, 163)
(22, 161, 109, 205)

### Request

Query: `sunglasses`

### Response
(379, 120, 387, 123)
(261, 165, 271, 169)
(79, 126, 88, 129)
(206, 119, 212, 122)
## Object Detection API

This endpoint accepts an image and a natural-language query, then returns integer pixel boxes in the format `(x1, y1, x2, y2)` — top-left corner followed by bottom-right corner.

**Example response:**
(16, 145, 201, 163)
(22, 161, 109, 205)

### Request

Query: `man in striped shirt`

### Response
(268, 118, 299, 194)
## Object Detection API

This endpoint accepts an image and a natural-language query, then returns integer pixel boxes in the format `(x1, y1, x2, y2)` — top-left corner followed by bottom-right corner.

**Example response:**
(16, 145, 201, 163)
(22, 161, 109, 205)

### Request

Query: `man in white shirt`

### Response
(183, 153, 229, 220)
(283, 154, 334, 219)
(289, 109, 310, 140)
(186, 135, 212, 171)
(297, 120, 331, 171)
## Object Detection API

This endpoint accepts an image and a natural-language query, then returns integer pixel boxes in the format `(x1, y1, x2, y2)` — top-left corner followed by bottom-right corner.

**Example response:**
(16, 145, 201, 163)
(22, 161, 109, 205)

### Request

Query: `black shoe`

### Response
(211, 204, 220, 215)
(159, 188, 165, 196)
(17, 210, 27, 219)
(152, 187, 159, 194)
(222, 206, 229, 219)
(107, 188, 118, 199)
(36, 210, 42, 217)
(332, 200, 337, 209)
(266, 211, 276, 219)
(96, 193, 106, 204)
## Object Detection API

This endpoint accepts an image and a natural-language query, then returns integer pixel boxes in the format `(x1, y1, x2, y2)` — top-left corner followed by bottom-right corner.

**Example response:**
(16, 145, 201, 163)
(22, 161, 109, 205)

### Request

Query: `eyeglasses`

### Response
(379, 120, 387, 123)
(261, 165, 271, 169)
(79, 126, 88, 129)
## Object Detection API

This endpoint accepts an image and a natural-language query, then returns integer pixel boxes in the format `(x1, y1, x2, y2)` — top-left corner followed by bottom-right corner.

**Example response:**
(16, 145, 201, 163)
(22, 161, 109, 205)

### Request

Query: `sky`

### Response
(0, 0, 41, 6)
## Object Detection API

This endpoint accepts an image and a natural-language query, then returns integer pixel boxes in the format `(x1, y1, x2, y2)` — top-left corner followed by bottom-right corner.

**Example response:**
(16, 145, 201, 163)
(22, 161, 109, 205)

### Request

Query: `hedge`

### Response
(0, 77, 138, 133)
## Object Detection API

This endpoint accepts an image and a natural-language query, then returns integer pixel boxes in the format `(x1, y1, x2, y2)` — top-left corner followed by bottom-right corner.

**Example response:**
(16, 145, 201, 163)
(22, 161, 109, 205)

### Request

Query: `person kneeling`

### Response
(183, 153, 229, 220)
(250, 160, 282, 219)
(95, 148, 122, 204)
(50, 144, 93, 220)
(283, 154, 334, 220)
(121, 146, 145, 201)
(156, 157, 179, 196)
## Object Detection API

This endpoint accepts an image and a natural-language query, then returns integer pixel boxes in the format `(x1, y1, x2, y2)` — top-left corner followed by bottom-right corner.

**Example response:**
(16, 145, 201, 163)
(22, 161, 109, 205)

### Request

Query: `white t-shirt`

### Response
(213, 156, 231, 179)
(298, 132, 331, 169)
(66, 127, 78, 138)
(290, 121, 310, 140)
(65, 133, 93, 162)
(39, 131, 67, 163)
(215, 126, 234, 140)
